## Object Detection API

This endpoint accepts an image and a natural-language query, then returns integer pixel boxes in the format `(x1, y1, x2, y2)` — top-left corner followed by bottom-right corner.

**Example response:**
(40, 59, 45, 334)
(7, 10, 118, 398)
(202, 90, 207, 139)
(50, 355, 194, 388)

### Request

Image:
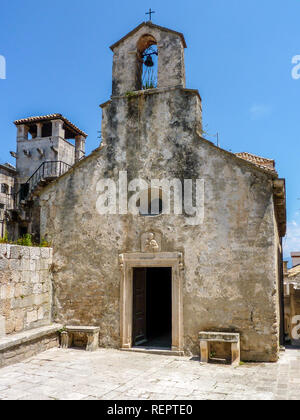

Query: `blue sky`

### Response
(0, 0, 299, 261)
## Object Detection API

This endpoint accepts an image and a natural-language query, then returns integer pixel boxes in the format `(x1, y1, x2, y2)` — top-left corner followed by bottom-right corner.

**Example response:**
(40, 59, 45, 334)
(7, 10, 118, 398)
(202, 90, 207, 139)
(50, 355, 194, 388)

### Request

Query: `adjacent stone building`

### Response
(291, 252, 300, 267)
(0, 163, 16, 238)
(1, 114, 87, 241)
(284, 256, 300, 345)
(0, 244, 53, 336)
(38, 22, 286, 362)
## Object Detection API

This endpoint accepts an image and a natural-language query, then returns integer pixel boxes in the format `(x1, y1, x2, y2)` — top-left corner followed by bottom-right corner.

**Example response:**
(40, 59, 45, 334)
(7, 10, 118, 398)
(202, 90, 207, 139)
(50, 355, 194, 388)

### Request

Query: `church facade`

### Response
(38, 22, 286, 362)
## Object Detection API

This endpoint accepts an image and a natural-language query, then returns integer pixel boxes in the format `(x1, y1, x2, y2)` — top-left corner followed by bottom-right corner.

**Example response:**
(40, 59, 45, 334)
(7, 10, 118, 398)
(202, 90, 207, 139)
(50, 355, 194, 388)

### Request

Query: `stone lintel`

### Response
(65, 326, 100, 333)
(199, 331, 240, 343)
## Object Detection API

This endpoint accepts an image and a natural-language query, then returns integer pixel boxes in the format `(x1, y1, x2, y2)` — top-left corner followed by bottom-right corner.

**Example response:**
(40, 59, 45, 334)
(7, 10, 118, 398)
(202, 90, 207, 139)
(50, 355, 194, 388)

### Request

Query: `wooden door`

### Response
(133, 268, 147, 346)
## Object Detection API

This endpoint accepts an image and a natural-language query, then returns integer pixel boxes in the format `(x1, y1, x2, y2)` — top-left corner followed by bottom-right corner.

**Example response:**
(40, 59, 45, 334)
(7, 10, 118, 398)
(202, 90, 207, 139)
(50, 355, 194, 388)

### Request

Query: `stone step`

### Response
(120, 347, 184, 357)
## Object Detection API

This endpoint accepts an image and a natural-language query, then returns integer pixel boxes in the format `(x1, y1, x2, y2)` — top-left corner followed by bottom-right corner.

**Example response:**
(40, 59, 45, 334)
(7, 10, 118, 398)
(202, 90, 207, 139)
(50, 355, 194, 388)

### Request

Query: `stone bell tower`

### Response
(110, 21, 187, 96)
(101, 22, 202, 160)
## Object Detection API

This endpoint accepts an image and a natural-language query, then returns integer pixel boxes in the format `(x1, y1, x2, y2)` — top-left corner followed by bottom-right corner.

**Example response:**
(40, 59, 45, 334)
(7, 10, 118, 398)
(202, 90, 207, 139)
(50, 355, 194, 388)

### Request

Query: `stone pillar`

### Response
(51, 119, 65, 138)
(36, 123, 43, 138)
(231, 342, 240, 366)
(61, 331, 70, 349)
(0, 315, 5, 338)
(157, 37, 186, 89)
(86, 331, 99, 352)
(75, 135, 86, 162)
(17, 125, 29, 141)
(112, 50, 139, 96)
(200, 341, 209, 363)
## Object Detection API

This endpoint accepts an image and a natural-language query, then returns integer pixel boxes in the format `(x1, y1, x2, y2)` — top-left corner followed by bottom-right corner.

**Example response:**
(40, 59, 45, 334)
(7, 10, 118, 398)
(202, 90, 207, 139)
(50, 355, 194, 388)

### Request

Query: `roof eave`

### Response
(110, 21, 187, 51)
(0, 164, 17, 174)
(273, 178, 287, 237)
(14, 114, 88, 138)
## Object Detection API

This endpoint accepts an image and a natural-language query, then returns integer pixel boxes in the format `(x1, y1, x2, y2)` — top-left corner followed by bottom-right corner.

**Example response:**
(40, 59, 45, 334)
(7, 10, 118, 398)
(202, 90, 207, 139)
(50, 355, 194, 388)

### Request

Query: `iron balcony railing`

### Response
(15, 160, 72, 206)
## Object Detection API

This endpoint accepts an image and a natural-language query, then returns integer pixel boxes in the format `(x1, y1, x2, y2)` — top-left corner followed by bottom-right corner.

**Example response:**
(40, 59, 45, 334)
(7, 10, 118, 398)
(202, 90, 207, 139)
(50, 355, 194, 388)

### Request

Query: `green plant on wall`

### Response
(0, 232, 50, 247)
(0, 230, 8, 244)
(125, 91, 137, 98)
(17, 234, 33, 247)
(39, 237, 50, 247)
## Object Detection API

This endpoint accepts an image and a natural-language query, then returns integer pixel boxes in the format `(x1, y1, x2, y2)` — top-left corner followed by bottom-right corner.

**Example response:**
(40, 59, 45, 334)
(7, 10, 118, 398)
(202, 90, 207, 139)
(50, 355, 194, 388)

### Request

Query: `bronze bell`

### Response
(144, 55, 154, 67)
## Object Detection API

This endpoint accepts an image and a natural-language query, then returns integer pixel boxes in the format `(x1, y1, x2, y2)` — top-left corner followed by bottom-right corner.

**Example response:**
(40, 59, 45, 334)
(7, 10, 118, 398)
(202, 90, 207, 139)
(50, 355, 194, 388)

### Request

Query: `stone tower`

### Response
(14, 114, 87, 185)
(101, 22, 202, 164)
(8, 114, 87, 240)
(110, 21, 187, 95)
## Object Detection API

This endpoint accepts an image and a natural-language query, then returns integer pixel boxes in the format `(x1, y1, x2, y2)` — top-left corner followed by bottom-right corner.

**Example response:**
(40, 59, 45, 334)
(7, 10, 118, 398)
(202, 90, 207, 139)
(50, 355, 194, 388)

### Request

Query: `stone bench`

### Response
(61, 326, 100, 352)
(199, 332, 240, 366)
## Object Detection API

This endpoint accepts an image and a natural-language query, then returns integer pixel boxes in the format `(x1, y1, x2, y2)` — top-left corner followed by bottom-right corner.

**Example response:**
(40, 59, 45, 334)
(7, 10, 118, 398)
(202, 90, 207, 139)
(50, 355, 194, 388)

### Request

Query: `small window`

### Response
(1, 184, 9, 194)
(139, 188, 163, 216)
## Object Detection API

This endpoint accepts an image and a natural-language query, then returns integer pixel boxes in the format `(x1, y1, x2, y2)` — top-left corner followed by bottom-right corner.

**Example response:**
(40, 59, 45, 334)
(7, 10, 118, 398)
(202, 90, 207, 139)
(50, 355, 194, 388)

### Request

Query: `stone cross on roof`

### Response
(146, 8, 155, 21)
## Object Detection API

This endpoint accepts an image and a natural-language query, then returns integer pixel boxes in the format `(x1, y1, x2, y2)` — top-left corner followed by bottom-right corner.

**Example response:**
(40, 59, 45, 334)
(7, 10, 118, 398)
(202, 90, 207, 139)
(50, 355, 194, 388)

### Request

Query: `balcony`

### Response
(16, 161, 72, 206)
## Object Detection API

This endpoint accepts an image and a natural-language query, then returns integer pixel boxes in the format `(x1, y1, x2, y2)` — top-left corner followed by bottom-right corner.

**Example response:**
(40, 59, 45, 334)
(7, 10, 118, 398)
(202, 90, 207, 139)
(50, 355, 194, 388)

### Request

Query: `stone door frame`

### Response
(119, 252, 184, 354)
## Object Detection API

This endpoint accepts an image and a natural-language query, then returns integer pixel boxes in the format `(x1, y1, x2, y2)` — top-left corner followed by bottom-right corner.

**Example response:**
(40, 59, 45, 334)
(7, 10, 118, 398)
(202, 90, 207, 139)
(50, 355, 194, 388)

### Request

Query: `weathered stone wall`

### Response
(40, 86, 281, 362)
(0, 166, 16, 239)
(16, 136, 75, 184)
(0, 244, 53, 335)
(0, 167, 15, 209)
(290, 284, 300, 345)
(284, 269, 300, 341)
(57, 138, 75, 167)
(0, 315, 5, 338)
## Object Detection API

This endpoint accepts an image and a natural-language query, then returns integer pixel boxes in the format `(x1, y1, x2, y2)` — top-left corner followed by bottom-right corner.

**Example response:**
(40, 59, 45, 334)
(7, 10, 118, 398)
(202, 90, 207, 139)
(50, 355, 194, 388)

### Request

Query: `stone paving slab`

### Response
(0, 348, 299, 400)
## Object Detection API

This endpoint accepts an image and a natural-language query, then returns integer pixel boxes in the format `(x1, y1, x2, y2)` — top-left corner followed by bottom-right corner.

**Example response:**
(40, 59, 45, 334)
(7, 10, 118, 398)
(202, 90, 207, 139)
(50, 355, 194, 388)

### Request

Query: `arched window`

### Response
(137, 35, 158, 90)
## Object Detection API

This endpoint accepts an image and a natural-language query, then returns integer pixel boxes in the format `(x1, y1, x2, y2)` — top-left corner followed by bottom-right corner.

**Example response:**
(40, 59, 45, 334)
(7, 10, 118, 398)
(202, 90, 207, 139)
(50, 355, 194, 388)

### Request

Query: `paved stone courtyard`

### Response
(0, 347, 299, 400)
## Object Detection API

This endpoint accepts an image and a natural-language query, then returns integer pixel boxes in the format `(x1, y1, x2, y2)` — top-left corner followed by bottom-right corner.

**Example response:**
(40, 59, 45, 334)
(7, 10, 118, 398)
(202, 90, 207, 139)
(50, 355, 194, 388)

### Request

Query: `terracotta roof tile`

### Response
(235, 152, 276, 173)
(14, 114, 87, 138)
